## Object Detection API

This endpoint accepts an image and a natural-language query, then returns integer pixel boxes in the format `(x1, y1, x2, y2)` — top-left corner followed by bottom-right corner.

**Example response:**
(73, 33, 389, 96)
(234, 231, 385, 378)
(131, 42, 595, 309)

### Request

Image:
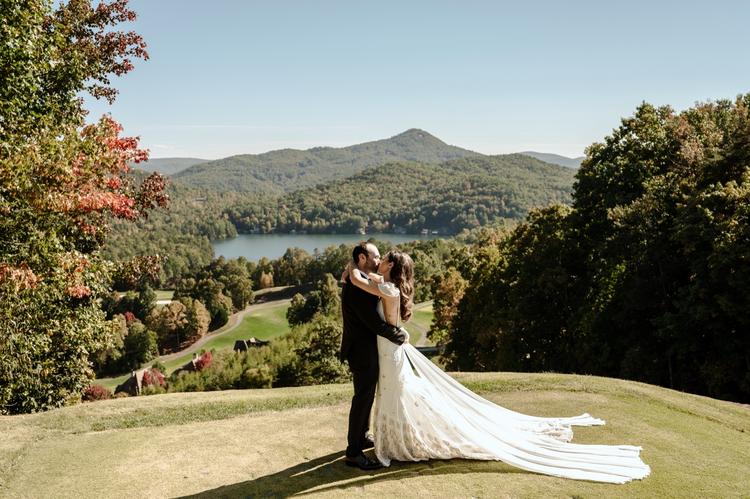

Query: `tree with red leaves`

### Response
(0, 0, 168, 414)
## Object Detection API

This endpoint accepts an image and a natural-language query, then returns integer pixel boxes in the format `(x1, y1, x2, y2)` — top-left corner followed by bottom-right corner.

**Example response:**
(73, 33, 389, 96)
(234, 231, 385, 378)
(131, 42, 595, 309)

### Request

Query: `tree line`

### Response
(224, 156, 575, 235)
(432, 97, 750, 404)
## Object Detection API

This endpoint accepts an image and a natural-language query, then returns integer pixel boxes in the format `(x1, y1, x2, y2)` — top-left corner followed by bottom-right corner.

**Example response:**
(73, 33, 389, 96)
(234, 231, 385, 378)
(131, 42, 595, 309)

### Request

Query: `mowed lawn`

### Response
(1, 373, 748, 498)
(408, 302, 433, 345)
(158, 303, 291, 374)
(95, 302, 291, 391)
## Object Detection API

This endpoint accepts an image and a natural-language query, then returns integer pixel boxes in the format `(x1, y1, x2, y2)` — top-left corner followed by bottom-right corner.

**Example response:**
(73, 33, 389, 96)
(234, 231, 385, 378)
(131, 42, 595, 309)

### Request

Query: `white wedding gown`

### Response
(371, 283, 650, 484)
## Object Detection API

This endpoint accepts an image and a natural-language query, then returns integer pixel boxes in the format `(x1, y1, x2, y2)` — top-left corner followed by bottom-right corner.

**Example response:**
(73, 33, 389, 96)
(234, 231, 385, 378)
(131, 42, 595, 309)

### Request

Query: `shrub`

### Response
(141, 384, 166, 396)
(142, 368, 165, 388)
(195, 351, 213, 371)
(83, 385, 113, 402)
(240, 365, 273, 388)
(151, 360, 167, 374)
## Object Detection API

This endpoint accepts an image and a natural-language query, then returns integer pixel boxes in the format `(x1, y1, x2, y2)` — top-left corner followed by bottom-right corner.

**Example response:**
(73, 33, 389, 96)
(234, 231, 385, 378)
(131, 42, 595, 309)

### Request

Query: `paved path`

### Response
(156, 298, 291, 362)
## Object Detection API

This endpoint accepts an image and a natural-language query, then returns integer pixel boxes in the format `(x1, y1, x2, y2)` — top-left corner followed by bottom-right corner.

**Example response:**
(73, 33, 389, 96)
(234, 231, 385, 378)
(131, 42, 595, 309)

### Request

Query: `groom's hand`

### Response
(391, 326, 408, 345)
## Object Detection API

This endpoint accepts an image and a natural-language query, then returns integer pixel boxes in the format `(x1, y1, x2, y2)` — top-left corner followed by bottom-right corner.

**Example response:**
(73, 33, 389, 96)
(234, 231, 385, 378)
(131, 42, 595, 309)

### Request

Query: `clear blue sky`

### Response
(85, 0, 750, 159)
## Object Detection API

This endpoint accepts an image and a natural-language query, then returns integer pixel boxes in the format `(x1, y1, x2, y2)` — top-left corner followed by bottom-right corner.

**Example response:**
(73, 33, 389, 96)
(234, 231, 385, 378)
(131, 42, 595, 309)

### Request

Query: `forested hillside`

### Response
(135, 157, 209, 175)
(101, 173, 263, 283)
(225, 154, 576, 234)
(173, 128, 481, 193)
(519, 151, 584, 168)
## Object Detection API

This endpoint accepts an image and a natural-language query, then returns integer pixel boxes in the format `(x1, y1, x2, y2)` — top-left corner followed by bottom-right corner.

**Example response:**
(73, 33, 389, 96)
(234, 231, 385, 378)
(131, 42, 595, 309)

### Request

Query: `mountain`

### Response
(519, 151, 584, 169)
(226, 154, 576, 234)
(173, 129, 482, 193)
(135, 157, 209, 175)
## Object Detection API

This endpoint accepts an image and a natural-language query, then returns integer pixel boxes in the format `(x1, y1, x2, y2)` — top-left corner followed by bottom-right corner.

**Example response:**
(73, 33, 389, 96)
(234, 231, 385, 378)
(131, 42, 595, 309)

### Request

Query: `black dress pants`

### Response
(345, 359, 378, 457)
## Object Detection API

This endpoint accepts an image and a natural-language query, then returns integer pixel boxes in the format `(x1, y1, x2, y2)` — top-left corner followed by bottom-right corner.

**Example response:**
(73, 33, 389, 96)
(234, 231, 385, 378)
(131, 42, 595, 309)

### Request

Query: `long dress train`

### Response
(371, 287, 651, 484)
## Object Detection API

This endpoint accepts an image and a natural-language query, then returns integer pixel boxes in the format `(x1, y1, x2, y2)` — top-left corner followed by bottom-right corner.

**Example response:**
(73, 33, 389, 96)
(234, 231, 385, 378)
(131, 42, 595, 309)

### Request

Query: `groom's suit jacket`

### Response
(340, 275, 405, 367)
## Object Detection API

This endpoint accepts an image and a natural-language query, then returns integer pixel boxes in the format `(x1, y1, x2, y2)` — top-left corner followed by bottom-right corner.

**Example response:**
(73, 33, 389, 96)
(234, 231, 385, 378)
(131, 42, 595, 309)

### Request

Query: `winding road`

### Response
(156, 298, 292, 363)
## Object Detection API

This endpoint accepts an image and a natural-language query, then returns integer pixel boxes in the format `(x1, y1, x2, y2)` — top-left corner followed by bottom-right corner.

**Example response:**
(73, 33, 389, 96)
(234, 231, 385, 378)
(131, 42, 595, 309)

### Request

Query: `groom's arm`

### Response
(347, 283, 407, 345)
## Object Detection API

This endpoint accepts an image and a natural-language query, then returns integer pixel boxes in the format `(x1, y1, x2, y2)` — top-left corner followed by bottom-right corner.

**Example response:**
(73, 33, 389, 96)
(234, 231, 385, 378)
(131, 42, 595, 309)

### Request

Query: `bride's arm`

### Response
(348, 266, 393, 299)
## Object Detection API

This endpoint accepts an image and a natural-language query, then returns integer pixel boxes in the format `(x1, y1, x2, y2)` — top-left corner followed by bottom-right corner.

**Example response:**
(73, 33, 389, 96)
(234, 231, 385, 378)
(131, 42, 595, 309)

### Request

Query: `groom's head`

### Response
(353, 242, 380, 273)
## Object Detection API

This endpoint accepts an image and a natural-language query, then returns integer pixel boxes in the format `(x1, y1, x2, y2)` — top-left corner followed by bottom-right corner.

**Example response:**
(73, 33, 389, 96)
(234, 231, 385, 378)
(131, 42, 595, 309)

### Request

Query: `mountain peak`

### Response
(392, 128, 443, 142)
(174, 129, 482, 193)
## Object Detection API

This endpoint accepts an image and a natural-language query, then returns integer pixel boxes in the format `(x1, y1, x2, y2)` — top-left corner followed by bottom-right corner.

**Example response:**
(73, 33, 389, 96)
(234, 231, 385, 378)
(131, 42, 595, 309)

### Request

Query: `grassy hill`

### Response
(1, 373, 747, 498)
(173, 129, 482, 194)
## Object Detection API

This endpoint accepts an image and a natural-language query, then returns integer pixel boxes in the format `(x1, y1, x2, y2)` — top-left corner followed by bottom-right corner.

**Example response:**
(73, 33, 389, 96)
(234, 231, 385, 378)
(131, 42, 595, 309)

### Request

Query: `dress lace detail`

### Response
(372, 293, 650, 484)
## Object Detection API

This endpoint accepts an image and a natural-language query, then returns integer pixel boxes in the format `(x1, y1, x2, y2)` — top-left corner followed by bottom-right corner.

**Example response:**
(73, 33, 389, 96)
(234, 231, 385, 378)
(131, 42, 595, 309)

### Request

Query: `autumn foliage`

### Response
(142, 368, 165, 388)
(195, 351, 213, 371)
(0, 0, 167, 414)
(83, 384, 113, 402)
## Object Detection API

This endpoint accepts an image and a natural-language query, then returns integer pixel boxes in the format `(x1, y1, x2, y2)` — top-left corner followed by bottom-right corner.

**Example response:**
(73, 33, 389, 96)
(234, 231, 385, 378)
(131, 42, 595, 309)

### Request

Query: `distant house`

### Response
(420, 228, 429, 235)
(356, 228, 366, 235)
(114, 369, 146, 396)
(171, 352, 204, 377)
(233, 337, 270, 352)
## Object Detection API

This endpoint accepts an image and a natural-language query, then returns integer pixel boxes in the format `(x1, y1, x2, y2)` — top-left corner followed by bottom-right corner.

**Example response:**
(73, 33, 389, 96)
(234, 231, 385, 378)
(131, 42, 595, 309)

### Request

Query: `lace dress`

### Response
(371, 282, 650, 484)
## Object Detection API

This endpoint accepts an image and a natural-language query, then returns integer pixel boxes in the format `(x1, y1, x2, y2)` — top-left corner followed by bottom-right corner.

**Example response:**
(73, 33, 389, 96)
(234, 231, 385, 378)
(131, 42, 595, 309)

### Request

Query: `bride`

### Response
(342, 250, 650, 484)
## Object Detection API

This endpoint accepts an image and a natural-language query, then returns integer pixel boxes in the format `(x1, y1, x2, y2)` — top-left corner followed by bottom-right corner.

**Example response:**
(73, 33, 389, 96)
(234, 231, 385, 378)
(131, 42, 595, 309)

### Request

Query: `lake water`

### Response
(212, 233, 442, 261)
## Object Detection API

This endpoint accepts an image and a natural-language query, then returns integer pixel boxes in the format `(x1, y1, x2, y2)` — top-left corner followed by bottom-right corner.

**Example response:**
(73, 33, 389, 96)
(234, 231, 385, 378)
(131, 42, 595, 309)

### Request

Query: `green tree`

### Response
(179, 297, 211, 342)
(285, 274, 340, 326)
(121, 323, 158, 370)
(444, 96, 750, 403)
(0, 0, 165, 414)
(280, 315, 349, 386)
(136, 284, 157, 320)
(146, 302, 188, 352)
(428, 268, 467, 347)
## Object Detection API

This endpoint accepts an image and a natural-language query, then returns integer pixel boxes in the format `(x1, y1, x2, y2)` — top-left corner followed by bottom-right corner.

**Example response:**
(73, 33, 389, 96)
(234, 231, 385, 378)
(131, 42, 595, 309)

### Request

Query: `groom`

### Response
(340, 242, 407, 470)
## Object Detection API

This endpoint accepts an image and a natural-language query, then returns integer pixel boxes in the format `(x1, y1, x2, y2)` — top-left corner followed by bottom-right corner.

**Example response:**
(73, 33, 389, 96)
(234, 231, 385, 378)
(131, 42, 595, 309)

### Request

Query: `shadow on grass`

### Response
(254, 284, 313, 303)
(177, 451, 524, 498)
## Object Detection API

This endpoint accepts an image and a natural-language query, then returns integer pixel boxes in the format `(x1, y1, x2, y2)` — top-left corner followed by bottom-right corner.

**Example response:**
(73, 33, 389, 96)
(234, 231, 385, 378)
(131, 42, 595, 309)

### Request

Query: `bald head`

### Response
(353, 242, 381, 273)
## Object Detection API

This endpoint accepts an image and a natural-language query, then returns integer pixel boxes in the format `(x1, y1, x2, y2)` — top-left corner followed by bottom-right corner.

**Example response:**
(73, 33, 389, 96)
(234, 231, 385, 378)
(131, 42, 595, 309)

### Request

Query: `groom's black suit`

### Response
(341, 275, 406, 458)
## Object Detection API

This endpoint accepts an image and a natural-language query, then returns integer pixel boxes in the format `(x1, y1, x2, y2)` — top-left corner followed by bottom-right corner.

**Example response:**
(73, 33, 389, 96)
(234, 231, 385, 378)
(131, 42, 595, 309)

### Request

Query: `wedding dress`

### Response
(371, 282, 650, 484)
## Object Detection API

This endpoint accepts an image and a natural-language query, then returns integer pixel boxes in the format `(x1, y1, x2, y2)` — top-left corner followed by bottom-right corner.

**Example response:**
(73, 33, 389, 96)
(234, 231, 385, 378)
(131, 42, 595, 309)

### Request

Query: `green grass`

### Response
(154, 290, 174, 301)
(118, 289, 173, 301)
(407, 302, 433, 345)
(94, 302, 291, 392)
(1, 373, 748, 498)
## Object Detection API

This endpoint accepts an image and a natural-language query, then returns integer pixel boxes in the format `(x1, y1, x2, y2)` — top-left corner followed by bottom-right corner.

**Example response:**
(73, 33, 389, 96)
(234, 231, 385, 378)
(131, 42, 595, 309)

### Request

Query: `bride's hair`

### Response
(386, 250, 414, 322)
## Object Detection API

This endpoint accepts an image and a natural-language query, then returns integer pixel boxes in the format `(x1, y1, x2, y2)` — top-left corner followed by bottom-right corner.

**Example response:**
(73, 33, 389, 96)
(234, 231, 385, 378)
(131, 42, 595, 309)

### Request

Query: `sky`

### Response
(85, 0, 750, 160)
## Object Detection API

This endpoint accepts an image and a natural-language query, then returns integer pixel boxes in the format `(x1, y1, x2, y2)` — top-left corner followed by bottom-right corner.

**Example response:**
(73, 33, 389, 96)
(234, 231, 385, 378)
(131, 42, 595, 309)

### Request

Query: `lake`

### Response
(212, 233, 442, 261)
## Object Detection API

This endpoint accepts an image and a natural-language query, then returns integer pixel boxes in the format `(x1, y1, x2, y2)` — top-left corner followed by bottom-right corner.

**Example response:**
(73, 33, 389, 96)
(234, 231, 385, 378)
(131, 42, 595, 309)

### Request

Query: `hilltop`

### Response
(172, 129, 482, 193)
(1, 372, 747, 498)
(519, 151, 584, 168)
(135, 157, 210, 175)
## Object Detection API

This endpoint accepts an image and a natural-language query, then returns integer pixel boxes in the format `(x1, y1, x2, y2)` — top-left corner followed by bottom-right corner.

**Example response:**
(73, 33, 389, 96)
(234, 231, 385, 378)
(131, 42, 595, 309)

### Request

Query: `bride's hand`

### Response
(340, 262, 354, 283)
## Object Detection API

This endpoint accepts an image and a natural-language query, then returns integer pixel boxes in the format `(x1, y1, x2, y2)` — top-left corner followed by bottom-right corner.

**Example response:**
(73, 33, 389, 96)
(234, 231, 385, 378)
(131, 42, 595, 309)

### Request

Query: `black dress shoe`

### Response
(345, 453, 383, 470)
